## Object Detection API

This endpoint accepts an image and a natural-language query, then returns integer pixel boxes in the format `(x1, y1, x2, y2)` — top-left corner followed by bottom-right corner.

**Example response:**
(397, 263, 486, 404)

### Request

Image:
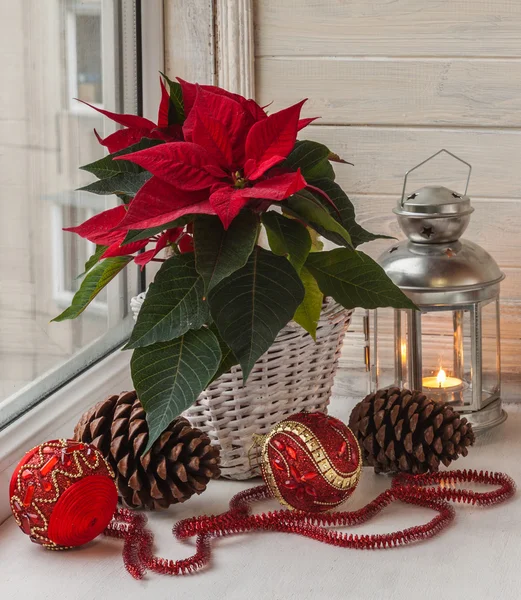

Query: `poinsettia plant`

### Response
(54, 75, 415, 450)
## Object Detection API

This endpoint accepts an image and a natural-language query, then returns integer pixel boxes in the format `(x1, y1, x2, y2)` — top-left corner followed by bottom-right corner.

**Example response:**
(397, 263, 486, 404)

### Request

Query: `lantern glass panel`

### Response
(419, 309, 473, 407)
(370, 302, 501, 410)
(394, 310, 409, 389)
(481, 299, 501, 403)
(367, 308, 395, 391)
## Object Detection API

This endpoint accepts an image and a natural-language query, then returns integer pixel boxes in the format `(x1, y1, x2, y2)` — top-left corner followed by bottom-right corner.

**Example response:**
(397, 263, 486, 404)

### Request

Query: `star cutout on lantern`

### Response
(389, 246, 399, 253)
(421, 226, 434, 238)
(445, 248, 455, 258)
(407, 193, 418, 200)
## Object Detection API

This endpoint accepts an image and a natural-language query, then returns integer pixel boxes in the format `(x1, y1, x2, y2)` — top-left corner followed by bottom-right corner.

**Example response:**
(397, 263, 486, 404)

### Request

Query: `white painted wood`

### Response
(1, 401, 520, 599)
(253, 0, 521, 400)
(164, 0, 215, 84)
(216, 0, 255, 97)
(302, 126, 521, 198)
(255, 0, 521, 57)
(164, 0, 255, 95)
(140, 0, 164, 121)
(120, 0, 139, 115)
(257, 57, 521, 127)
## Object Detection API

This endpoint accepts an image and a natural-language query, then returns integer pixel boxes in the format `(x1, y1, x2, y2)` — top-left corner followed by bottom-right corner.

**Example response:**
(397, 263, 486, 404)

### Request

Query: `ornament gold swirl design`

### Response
(260, 419, 361, 510)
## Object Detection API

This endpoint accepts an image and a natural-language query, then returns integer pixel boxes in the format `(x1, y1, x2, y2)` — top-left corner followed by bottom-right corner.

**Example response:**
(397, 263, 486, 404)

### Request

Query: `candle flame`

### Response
(437, 368, 447, 388)
(401, 342, 407, 362)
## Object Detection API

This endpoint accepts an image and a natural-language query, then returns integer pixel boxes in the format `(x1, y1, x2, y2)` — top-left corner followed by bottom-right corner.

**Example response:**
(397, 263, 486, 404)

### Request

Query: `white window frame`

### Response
(0, 0, 165, 525)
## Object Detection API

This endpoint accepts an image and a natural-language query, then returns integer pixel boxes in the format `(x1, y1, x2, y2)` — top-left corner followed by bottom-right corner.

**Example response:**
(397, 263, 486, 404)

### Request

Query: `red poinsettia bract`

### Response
(66, 79, 317, 267)
(115, 87, 309, 229)
(79, 79, 183, 153)
(64, 205, 184, 268)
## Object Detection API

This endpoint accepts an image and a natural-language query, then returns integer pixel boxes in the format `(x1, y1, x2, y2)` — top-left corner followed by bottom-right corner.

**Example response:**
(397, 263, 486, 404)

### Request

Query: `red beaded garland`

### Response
(9, 439, 118, 549)
(9, 431, 516, 579)
(102, 415, 515, 579)
(104, 468, 515, 579)
(259, 412, 362, 512)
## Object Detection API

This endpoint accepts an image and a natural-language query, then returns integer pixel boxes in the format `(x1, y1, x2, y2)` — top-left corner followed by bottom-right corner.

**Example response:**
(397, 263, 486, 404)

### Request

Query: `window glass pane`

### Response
(75, 14, 103, 104)
(0, 0, 137, 425)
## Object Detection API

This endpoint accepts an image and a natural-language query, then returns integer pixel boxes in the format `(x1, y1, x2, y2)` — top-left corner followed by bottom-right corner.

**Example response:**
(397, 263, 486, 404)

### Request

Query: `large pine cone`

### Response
(348, 387, 475, 474)
(74, 391, 220, 509)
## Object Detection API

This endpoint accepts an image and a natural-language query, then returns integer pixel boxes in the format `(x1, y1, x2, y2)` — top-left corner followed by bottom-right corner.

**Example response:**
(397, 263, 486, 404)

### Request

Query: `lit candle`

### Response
(423, 367, 463, 390)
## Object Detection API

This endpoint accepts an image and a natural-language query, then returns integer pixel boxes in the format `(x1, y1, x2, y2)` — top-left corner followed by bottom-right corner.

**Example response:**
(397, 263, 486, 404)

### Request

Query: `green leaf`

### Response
(132, 328, 221, 452)
(77, 244, 107, 279)
(124, 254, 208, 350)
(208, 323, 238, 384)
(194, 211, 259, 292)
(122, 215, 197, 245)
(80, 138, 163, 179)
(312, 178, 393, 247)
(293, 266, 323, 340)
(308, 228, 324, 252)
(262, 212, 311, 274)
(115, 192, 133, 205)
(208, 247, 305, 381)
(283, 189, 352, 248)
(52, 256, 132, 321)
(328, 151, 352, 165)
(78, 171, 151, 197)
(306, 249, 417, 310)
(284, 140, 335, 181)
(160, 72, 185, 124)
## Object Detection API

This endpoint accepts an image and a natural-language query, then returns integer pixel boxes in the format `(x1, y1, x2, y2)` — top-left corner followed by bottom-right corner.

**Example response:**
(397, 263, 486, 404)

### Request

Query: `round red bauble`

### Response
(9, 439, 118, 549)
(259, 412, 361, 512)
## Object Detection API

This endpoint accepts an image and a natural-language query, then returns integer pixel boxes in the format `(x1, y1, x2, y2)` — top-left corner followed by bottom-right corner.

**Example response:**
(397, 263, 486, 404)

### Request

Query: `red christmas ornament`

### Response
(6, 433, 515, 580)
(9, 439, 118, 549)
(258, 412, 362, 512)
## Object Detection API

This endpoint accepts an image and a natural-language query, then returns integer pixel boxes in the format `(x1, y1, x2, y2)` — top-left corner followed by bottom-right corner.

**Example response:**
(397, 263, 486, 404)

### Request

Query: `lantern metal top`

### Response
(396, 185, 473, 217)
(380, 149, 505, 306)
(379, 239, 505, 306)
(395, 149, 475, 244)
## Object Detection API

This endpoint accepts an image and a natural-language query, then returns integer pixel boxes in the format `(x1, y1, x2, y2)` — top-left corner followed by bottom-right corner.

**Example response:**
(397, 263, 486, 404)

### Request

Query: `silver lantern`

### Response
(367, 150, 506, 432)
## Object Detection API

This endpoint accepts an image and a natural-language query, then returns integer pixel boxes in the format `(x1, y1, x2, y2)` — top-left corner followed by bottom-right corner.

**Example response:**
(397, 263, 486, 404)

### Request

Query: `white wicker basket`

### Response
(131, 292, 352, 479)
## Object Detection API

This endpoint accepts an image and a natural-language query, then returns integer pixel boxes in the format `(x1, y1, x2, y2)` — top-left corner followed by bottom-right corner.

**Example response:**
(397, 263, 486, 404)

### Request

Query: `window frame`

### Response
(0, 0, 141, 432)
(0, 0, 165, 525)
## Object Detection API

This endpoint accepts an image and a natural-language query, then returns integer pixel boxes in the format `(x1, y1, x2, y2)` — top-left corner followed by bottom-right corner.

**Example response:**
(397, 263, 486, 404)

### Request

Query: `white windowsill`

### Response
(0, 349, 132, 524)
(0, 397, 519, 599)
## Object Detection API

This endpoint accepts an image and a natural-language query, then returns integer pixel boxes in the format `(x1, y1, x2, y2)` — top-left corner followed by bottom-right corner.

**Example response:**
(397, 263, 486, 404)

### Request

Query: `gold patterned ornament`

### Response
(9, 439, 118, 549)
(254, 412, 362, 512)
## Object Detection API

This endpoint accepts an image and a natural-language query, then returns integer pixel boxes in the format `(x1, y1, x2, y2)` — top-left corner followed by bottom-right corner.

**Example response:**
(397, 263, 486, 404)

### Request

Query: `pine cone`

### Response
(348, 387, 475, 474)
(74, 391, 220, 509)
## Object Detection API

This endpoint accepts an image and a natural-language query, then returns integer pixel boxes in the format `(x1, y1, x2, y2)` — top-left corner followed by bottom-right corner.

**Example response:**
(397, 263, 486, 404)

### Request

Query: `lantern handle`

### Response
(400, 149, 472, 207)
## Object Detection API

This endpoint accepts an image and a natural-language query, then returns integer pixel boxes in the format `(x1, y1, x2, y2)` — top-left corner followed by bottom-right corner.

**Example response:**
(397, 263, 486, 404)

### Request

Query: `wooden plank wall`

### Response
(253, 0, 521, 401)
